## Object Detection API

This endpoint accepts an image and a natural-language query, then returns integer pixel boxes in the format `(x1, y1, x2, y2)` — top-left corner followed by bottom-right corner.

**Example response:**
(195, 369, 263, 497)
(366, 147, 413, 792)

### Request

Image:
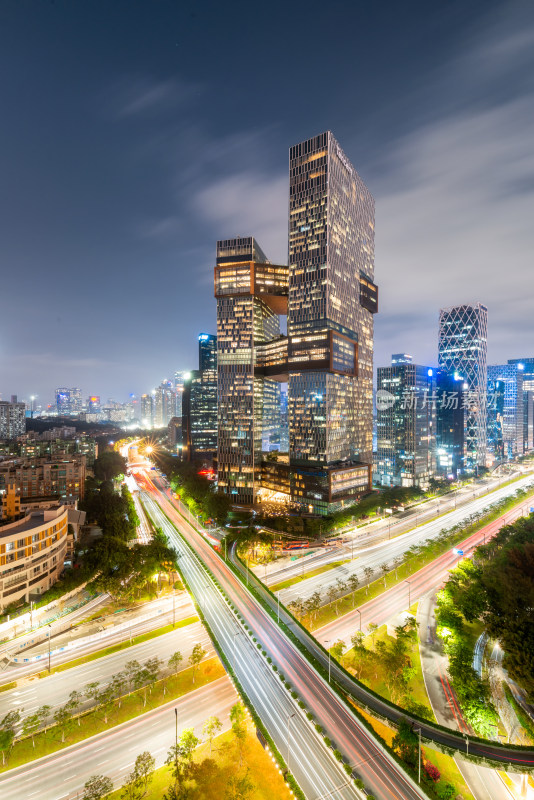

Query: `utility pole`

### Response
(415, 728, 421, 782)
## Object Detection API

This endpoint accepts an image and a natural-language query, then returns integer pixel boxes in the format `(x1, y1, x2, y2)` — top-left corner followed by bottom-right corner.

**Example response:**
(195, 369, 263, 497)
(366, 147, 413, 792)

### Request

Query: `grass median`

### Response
(269, 559, 350, 592)
(35, 615, 199, 678)
(1, 656, 224, 773)
(106, 720, 293, 800)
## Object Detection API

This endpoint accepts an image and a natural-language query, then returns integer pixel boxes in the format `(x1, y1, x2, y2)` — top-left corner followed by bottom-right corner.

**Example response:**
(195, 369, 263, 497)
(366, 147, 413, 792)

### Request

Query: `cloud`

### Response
(373, 8, 534, 369)
(108, 76, 202, 118)
(193, 171, 288, 265)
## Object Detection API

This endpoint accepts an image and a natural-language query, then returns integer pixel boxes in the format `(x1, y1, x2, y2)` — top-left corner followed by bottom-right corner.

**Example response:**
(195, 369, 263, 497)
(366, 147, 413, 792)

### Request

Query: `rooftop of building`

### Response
(0, 504, 66, 537)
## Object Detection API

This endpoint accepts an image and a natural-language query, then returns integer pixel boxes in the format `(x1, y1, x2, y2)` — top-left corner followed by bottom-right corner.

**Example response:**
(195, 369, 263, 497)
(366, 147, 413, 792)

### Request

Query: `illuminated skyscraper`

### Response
(487, 362, 525, 462)
(438, 303, 488, 470)
(215, 237, 288, 503)
(215, 132, 377, 514)
(182, 334, 218, 464)
(375, 355, 436, 488)
(287, 131, 376, 512)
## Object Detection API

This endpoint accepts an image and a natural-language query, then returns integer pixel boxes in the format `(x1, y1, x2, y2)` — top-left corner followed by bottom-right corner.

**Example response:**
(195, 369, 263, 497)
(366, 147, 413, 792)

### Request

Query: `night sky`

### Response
(1, 0, 532, 405)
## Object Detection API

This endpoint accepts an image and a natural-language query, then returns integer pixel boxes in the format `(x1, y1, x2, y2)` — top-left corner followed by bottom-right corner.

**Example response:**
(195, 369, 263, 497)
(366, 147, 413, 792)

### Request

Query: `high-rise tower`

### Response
(438, 303, 488, 470)
(287, 131, 377, 512)
(215, 237, 288, 504)
(215, 133, 377, 515)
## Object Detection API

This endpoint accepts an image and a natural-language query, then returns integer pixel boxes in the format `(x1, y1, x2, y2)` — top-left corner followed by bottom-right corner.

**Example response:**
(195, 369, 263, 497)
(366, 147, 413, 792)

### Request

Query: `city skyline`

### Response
(1, 1, 533, 400)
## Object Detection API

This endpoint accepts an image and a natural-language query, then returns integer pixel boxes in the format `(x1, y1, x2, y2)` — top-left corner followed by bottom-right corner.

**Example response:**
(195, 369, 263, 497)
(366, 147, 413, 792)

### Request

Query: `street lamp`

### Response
(356, 608, 362, 631)
(463, 733, 469, 756)
(174, 707, 179, 774)
(414, 727, 422, 782)
(277, 590, 280, 623)
(47, 624, 52, 673)
(287, 712, 296, 771)
(405, 580, 412, 609)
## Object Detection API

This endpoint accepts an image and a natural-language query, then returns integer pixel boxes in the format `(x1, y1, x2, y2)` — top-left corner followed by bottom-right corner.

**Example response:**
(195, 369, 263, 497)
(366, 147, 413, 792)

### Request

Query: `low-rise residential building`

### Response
(0, 504, 69, 610)
(0, 456, 86, 502)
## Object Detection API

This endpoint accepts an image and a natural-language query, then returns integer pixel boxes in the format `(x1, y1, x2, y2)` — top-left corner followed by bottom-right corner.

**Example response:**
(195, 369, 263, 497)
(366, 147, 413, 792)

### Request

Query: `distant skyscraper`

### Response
(438, 303, 488, 470)
(375, 355, 436, 487)
(140, 393, 153, 426)
(508, 359, 534, 452)
(152, 381, 176, 428)
(55, 387, 82, 416)
(198, 333, 217, 371)
(174, 371, 188, 418)
(182, 334, 218, 464)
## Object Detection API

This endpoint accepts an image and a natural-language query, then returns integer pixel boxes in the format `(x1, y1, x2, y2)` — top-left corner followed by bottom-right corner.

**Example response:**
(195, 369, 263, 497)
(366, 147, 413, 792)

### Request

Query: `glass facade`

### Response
(487, 363, 524, 462)
(438, 303, 488, 470)
(215, 133, 376, 515)
(436, 370, 466, 479)
(216, 238, 286, 504)
(287, 131, 375, 512)
(374, 357, 436, 488)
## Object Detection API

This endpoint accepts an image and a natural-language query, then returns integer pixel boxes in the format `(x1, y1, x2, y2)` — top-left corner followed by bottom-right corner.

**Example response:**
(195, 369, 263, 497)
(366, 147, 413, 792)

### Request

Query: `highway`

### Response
(1, 621, 212, 724)
(313, 496, 533, 646)
(140, 476, 428, 800)
(260, 468, 531, 587)
(269, 475, 534, 610)
(2, 594, 197, 683)
(0, 677, 237, 800)
(224, 511, 534, 770)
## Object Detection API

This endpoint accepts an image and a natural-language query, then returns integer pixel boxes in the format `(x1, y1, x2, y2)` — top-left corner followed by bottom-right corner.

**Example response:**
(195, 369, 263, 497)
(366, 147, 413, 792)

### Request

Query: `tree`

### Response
(0, 710, 22, 765)
(202, 715, 222, 754)
(331, 640, 346, 661)
(347, 574, 359, 607)
(363, 566, 373, 593)
(22, 704, 50, 747)
(83, 774, 113, 800)
(110, 672, 127, 707)
(366, 622, 379, 650)
(327, 584, 338, 612)
(124, 661, 141, 696)
(166, 728, 200, 784)
(392, 718, 420, 769)
(66, 690, 83, 726)
(230, 703, 247, 766)
(225, 768, 255, 800)
(85, 681, 101, 706)
(94, 451, 127, 482)
(121, 751, 156, 799)
(380, 562, 389, 587)
(97, 686, 115, 723)
(167, 651, 183, 689)
(53, 704, 73, 743)
(188, 643, 206, 684)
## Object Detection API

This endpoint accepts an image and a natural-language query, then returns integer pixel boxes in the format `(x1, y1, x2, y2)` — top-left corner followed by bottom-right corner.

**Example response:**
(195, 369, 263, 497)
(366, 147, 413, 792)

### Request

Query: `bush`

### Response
(315, 724, 323, 734)
(333, 749, 343, 761)
(324, 737, 331, 747)
(343, 763, 352, 775)
(355, 778, 365, 789)
(291, 690, 298, 699)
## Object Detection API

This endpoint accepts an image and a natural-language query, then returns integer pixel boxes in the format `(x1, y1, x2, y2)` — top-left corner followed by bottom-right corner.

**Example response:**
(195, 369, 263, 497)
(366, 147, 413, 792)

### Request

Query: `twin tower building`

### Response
(214, 131, 378, 515)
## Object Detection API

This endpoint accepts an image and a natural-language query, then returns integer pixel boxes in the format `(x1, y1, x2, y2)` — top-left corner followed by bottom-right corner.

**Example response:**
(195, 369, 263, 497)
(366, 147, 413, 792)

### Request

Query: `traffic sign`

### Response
(453, 548, 464, 556)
